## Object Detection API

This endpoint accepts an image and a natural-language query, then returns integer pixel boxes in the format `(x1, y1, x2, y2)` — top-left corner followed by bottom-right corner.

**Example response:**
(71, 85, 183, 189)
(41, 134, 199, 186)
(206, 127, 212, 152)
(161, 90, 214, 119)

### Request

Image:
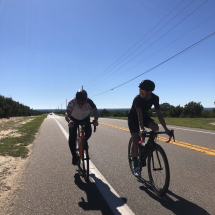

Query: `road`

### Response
(11, 114, 215, 215)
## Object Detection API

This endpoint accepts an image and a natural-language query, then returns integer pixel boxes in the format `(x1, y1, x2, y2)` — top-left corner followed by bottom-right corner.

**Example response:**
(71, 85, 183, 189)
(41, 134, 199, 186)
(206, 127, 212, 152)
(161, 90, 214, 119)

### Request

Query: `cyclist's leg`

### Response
(69, 124, 78, 159)
(131, 132, 139, 158)
(148, 121, 159, 131)
(83, 116, 92, 141)
(144, 115, 159, 131)
(128, 116, 140, 174)
(82, 116, 92, 150)
(128, 116, 139, 157)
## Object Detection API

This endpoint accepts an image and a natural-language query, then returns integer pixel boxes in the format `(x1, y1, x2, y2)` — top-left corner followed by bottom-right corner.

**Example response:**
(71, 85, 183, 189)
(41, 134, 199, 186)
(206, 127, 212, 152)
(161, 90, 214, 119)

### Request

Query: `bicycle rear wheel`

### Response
(128, 137, 142, 176)
(147, 144, 170, 196)
(82, 138, 89, 182)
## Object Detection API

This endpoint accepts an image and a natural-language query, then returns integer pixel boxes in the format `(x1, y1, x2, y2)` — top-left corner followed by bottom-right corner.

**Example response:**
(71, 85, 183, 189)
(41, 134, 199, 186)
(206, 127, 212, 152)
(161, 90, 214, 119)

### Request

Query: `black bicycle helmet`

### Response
(76, 89, 87, 101)
(139, 80, 155, 91)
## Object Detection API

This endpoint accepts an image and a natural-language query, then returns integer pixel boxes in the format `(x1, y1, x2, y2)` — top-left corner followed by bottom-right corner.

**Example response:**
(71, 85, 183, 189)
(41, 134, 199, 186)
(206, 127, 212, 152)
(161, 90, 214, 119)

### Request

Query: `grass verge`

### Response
(100, 117, 215, 131)
(0, 114, 47, 158)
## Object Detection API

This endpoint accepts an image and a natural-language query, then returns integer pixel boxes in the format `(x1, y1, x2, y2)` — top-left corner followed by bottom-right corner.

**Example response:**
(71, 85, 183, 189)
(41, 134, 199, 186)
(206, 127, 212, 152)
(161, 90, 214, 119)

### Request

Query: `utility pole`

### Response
(66, 99, 67, 109)
(82, 86, 83, 90)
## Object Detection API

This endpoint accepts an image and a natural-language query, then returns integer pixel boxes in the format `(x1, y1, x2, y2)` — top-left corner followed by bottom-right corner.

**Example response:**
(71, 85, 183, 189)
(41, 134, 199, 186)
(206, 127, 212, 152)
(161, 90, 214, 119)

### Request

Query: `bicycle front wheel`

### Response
(76, 137, 81, 167)
(82, 138, 89, 182)
(148, 144, 170, 196)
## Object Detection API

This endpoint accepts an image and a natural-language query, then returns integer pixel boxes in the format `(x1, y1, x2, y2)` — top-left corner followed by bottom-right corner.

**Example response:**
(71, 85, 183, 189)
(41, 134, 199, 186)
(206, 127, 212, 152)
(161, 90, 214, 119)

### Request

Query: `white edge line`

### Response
(54, 118, 135, 215)
(165, 125, 215, 135)
(98, 119, 215, 135)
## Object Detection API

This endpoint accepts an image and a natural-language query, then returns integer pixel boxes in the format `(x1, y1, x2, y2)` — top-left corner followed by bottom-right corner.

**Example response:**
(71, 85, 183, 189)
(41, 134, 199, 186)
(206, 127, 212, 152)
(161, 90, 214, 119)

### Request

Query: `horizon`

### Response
(35, 107, 214, 111)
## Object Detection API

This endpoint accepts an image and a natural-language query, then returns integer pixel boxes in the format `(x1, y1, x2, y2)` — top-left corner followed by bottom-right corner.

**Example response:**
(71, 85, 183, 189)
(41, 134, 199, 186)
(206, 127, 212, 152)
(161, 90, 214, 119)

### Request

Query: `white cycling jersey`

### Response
(67, 98, 96, 120)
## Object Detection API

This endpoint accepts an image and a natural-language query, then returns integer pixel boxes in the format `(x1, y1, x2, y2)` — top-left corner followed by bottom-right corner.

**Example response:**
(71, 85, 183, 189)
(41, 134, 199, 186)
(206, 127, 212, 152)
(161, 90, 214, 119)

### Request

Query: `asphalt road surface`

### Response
(11, 114, 215, 215)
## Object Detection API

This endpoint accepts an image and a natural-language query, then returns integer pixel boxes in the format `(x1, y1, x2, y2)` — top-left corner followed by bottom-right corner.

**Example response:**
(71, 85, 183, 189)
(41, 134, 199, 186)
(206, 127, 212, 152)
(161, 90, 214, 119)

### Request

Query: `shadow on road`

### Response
(138, 178, 209, 215)
(74, 170, 127, 215)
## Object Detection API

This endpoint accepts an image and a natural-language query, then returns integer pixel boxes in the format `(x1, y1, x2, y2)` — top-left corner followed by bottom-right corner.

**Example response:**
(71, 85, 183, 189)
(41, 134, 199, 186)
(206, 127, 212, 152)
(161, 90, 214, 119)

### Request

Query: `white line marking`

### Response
(54, 118, 135, 215)
(165, 126, 215, 135)
(98, 119, 215, 135)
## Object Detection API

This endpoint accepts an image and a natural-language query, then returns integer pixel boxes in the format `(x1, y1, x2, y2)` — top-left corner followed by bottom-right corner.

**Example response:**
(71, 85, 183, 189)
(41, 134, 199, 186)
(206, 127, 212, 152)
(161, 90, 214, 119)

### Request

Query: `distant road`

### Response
(12, 114, 215, 215)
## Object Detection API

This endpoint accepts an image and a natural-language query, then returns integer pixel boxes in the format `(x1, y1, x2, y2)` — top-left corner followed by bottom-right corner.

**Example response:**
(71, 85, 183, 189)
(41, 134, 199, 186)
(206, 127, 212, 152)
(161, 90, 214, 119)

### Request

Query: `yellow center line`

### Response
(99, 122, 215, 156)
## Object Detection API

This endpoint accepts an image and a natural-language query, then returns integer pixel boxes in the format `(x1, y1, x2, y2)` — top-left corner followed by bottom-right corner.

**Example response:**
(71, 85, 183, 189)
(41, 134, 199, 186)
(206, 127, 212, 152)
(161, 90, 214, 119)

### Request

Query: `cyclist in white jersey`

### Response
(65, 89, 99, 165)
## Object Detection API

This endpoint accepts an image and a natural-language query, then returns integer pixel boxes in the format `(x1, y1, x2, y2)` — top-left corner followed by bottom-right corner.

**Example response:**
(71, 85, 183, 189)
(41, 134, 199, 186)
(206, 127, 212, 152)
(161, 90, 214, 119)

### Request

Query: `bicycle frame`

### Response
(76, 121, 96, 160)
(77, 125, 86, 160)
(139, 130, 175, 168)
(128, 130, 174, 195)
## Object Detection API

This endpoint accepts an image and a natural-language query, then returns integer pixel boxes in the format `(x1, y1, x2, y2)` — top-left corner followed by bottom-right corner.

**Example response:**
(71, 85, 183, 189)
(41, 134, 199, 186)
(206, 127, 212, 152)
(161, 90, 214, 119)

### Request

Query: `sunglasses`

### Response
(140, 89, 146, 93)
(77, 101, 84, 105)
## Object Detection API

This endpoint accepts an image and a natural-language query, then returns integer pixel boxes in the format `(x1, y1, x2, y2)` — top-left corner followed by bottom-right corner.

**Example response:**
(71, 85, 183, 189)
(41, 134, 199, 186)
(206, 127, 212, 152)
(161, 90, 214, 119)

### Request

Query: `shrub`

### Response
(182, 101, 203, 118)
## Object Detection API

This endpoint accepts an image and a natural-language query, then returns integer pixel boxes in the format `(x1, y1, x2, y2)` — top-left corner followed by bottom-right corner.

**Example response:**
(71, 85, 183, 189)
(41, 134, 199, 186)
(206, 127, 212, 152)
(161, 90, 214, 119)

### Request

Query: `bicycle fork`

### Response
(151, 147, 163, 171)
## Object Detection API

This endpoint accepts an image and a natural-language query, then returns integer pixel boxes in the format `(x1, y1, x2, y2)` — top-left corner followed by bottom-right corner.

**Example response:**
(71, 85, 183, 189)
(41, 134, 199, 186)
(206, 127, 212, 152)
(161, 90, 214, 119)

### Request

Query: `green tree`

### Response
(201, 110, 211, 118)
(123, 110, 129, 117)
(0, 107, 4, 117)
(99, 109, 110, 117)
(0, 94, 41, 118)
(169, 105, 183, 118)
(159, 103, 174, 111)
(211, 108, 215, 118)
(113, 110, 123, 117)
(183, 101, 203, 118)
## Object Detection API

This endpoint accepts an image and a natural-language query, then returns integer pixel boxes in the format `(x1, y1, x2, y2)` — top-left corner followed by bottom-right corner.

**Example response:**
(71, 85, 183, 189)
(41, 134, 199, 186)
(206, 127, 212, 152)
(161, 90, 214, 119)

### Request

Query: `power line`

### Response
(86, 0, 196, 89)
(88, 14, 215, 91)
(87, 0, 209, 91)
(84, 0, 185, 87)
(91, 32, 215, 98)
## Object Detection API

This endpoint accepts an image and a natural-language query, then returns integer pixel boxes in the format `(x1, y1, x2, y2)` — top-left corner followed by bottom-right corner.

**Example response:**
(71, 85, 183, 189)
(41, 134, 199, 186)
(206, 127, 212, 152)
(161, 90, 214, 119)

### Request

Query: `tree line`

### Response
(0, 95, 43, 118)
(98, 101, 215, 118)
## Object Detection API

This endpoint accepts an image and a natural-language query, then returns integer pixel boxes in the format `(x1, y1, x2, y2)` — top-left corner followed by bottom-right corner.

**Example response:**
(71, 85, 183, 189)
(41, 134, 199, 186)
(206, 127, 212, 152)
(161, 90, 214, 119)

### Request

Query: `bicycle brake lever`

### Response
(139, 131, 146, 144)
(166, 136, 172, 143)
(139, 137, 144, 144)
(171, 130, 175, 142)
(166, 130, 175, 143)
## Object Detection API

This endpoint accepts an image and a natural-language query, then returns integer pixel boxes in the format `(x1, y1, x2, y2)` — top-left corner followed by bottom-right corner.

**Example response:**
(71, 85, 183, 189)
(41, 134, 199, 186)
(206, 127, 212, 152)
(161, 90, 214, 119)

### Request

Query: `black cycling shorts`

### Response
(128, 114, 154, 133)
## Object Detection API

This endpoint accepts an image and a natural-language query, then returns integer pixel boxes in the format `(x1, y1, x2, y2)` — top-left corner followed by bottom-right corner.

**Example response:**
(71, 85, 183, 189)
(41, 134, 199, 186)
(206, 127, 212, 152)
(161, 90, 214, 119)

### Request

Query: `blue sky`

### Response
(0, 0, 214, 110)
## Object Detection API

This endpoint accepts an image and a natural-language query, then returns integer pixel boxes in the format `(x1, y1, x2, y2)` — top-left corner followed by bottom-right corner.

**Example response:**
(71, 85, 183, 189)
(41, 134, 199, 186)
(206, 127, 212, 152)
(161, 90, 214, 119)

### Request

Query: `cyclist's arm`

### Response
(65, 112, 70, 123)
(136, 107, 144, 130)
(91, 107, 99, 122)
(155, 109, 170, 134)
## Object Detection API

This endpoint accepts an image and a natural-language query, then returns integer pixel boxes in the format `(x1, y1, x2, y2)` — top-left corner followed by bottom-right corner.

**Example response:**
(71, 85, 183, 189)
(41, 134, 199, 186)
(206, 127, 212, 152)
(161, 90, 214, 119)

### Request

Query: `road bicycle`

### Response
(75, 121, 96, 182)
(128, 130, 175, 196)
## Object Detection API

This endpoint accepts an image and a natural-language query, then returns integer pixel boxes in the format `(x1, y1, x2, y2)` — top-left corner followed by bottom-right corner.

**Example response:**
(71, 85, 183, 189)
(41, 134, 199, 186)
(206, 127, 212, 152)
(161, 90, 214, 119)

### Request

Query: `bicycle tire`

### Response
(82, 138, 89, 182)
(76, 137, 81, 167)
(147, 144, 170, 196)
(128, 137, 142, 176)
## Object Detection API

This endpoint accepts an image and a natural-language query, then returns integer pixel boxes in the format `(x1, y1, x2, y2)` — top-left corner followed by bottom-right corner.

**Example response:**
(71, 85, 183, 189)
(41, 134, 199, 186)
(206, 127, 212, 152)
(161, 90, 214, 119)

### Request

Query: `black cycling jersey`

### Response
(128, 93, 160, 118)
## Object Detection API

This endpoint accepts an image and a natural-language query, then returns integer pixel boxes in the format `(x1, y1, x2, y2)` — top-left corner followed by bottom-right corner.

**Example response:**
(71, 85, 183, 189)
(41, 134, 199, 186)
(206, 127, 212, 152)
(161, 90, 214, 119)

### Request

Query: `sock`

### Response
(133, 157, 138, 168)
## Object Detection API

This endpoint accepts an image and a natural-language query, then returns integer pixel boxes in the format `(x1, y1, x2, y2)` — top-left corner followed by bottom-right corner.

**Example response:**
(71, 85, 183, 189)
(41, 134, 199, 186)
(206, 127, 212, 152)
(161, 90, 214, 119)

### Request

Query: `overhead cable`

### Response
(89, 14, 215, 91)
(86, 0, 196, 89)
(90, 31, 215, 98)
(87, 0, 209, 91)
(84, 0, 185, 87)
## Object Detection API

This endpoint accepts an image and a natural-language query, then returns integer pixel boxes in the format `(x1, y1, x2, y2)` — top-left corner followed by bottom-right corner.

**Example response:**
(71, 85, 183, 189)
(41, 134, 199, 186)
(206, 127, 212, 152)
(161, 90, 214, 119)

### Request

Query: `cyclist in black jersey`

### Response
(128, 80, 171, 177)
